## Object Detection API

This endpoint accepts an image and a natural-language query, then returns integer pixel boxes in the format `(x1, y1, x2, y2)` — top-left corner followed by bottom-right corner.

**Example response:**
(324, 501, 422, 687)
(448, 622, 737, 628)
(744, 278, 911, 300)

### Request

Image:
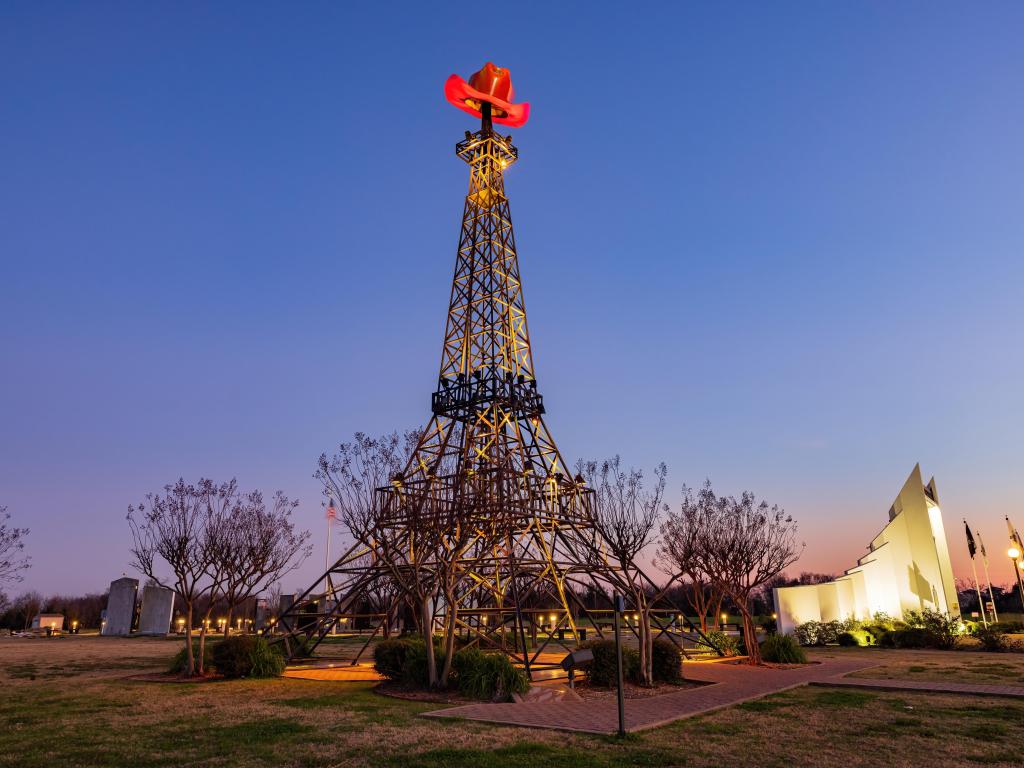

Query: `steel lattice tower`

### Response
(273, 73, 716, 674)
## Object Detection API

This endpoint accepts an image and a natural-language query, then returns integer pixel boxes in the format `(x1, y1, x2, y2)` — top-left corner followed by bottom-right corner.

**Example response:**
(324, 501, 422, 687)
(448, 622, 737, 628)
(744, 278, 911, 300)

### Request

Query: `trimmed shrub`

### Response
(651, 639, 683, 682)
(903, 609, 963, 649)
(837, 629, 875, 647)
(249, 637, 286, 677)
(697, 630, 740, 657)
(795, 619, 868, 646)
(879, 627, 931, 649)
(373, 638, 412, 681)
(870, 612, 899, 629)
(212, 635, 257, 678)
(760, 634, 807, 663)
(793, 621, 822, 646)
(205, 635, 285, 679)
(168, 640, 215, 675)
(972, 625, 1011, 652)
(991, 621, 1024, 634)
(399, 639, 447, 687)
(451, 647, 529, 700)
(580, 639, 640, 686)
(861, 623, 891, 643)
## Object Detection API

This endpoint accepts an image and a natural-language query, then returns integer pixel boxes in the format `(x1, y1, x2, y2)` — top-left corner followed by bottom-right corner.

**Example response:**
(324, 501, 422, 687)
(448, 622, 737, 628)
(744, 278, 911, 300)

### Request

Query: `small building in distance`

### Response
(31, 614, 64, 632)
(775, 464, 960, 635)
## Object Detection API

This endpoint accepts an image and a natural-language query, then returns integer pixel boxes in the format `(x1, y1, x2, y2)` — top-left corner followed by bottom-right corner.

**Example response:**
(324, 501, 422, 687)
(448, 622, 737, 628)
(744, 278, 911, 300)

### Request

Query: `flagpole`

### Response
(965, 521, 988, 628)
(977, 531, 999, 624)
(1006, 517, 1024, 613)
(970, 557, 987, 627)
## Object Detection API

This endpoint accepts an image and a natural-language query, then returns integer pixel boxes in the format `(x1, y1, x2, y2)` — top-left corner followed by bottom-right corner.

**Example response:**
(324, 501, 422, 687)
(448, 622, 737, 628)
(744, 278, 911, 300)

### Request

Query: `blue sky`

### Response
(2, 3, 1022, 595)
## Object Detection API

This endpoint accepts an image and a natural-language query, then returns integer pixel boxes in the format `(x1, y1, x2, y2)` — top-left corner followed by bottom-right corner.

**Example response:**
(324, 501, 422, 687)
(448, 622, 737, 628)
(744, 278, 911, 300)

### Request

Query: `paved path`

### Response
(284, 663, 382, 682)
(422, 658, 875, 734)
(423, 658, 1024, 734)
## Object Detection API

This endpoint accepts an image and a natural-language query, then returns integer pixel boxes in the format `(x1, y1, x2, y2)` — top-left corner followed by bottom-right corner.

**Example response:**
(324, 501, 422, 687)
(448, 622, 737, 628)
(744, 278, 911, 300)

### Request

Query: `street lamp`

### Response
(325, 498, 337, 594)
(1009, 548, 1024, 612)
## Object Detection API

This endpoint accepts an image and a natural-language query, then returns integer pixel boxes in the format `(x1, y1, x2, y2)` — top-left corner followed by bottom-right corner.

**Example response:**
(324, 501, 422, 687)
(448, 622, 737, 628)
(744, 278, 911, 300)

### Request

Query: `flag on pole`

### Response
(1007, 517, 1024, 550)
(978, 531, 988, 560)
(965, 521, 977, 558)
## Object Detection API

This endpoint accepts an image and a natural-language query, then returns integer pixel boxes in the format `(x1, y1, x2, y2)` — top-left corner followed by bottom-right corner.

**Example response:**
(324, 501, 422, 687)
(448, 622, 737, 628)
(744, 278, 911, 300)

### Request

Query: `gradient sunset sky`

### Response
(2, 3, 1022, 597)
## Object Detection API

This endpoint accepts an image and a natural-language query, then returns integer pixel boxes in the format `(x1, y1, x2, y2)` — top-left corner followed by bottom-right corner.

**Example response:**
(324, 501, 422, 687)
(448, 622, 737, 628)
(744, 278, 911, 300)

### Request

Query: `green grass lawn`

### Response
(3, 638, 1024, 767)
(830, 645, 1024, 685)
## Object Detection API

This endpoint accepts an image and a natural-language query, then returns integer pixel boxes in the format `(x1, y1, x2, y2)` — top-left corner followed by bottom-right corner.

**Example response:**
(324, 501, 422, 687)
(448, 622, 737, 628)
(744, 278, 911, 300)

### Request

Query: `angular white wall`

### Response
(776, 465, 961, 635)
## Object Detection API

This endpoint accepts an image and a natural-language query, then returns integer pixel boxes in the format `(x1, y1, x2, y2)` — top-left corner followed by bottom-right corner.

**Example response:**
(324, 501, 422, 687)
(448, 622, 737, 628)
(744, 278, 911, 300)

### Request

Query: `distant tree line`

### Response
(0, 591, 106, 631)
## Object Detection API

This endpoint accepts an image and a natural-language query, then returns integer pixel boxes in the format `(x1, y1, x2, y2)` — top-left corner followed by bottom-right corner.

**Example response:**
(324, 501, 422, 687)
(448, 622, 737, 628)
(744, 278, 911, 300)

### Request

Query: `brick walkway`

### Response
(421, 657, 1024, 734)
(421, 658, 874, 734)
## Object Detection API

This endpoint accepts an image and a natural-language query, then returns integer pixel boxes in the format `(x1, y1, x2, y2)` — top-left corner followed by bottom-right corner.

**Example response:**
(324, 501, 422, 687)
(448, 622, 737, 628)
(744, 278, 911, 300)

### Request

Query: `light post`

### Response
(1008, 547, 1024, 612)
(612, 593, 626, 737)
(325, 498, 337, 595)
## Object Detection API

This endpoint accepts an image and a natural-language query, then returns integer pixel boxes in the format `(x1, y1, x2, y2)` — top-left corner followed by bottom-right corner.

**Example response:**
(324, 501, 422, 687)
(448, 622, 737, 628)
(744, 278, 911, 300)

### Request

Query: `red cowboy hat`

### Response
(445, 62, 530, 128)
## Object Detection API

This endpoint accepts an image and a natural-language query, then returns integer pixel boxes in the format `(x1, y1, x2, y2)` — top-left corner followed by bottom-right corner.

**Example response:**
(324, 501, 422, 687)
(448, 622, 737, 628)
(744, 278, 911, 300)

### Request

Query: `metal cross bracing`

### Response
(271, 111, 722, 676)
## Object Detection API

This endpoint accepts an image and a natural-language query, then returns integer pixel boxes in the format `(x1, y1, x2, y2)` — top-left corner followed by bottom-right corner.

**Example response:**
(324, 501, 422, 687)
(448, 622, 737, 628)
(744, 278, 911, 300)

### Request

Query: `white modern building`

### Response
(775, 465, 960, 635)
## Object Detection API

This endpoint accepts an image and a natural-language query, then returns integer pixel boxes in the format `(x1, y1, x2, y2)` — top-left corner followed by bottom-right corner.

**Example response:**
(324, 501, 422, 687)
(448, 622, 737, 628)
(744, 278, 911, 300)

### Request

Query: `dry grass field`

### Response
(2, 636, 1024, 767)
(843, 645, 1024, 685)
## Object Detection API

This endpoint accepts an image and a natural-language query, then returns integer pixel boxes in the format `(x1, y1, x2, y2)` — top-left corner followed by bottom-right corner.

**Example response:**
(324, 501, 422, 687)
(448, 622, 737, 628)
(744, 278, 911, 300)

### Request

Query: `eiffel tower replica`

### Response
(273, 63, 716, 675)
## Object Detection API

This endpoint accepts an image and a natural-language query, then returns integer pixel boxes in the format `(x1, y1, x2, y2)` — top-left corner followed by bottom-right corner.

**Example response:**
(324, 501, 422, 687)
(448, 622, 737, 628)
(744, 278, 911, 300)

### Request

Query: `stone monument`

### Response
(254, 597, 271, 631)
(101, 576, 138, 636)
(137, 585, 175, 635)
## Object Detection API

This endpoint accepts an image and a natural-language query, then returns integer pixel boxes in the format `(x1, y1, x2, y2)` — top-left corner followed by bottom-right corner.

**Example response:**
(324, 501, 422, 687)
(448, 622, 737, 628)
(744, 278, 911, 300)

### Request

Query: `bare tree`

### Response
(316, 431, 420, 542)
(316, 430, 420, 644)
(349, 552, 404, 638)
(15, 590, 43, 630)
(658, 492, 723, 633)
(577, 456, 670, 686)
(218, 490, 312, 635)
(350, 476, 491, 689)
(128, 479, 233, 676)
(662, 482, 803, 664)
(0, 507, 30, 585)
(317, 429, 491, 688)
(265, 581, 284, 625)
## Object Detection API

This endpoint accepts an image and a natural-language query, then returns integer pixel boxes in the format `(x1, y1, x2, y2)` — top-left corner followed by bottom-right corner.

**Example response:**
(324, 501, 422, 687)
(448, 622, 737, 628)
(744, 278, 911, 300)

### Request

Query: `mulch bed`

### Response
(572, 678, 703, 701)
(710, 659, 819, 669)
